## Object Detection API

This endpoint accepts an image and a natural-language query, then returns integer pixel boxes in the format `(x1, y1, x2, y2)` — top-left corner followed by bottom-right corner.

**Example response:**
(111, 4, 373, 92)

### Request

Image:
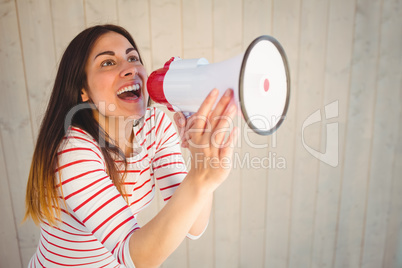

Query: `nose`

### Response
(120, 62, 138, 78)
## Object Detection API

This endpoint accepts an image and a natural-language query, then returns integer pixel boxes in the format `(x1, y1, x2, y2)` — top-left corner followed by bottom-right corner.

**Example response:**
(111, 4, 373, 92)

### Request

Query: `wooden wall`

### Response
(0, 0, 401, 267)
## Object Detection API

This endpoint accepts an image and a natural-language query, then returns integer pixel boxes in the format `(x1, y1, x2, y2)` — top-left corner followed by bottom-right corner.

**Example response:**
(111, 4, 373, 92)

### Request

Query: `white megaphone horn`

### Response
(147, 35, 290, 135)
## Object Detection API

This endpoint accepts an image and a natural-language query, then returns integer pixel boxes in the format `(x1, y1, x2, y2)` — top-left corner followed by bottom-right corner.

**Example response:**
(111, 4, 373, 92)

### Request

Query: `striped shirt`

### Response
(29, 107, 188, 267)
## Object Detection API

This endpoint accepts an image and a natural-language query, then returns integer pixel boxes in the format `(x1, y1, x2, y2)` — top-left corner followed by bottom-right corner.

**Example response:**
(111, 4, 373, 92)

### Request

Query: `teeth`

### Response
(117, 84, 140, 95)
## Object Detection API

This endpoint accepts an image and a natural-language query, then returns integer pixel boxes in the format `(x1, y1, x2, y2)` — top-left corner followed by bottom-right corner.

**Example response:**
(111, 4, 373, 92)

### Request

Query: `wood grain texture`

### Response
(16, 0, 56, 138)
(311, 0, 356, 267)
(50, 0, 86, 60)
(85, 0, 118, 26)
(0, 0, 38, 267)
(361, 0, 402, 267)
(288, 0, 330, 267)
(334, 0, 384, 267)
(0, 137, 22, 268)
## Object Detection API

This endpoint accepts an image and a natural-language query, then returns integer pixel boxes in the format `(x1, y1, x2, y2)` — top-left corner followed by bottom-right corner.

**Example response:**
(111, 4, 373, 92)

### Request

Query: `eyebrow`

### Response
(94, 48, 137, 60)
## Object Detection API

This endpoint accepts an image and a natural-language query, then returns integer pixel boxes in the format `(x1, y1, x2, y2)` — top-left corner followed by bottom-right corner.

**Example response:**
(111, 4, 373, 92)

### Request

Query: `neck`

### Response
(94, 111, 136, 157)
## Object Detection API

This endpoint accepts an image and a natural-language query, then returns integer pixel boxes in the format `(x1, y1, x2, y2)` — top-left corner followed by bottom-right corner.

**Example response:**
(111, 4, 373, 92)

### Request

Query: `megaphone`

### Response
(147, 35, 290, 135)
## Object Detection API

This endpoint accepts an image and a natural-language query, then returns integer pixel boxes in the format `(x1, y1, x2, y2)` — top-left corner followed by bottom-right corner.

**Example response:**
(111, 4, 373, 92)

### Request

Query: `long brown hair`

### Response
(24, 24, 143, 226)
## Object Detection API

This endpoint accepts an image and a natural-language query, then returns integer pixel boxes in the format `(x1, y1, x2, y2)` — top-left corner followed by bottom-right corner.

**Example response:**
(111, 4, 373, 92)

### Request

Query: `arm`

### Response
(153, 109, 213, 240)
(129, 88, 237, 267)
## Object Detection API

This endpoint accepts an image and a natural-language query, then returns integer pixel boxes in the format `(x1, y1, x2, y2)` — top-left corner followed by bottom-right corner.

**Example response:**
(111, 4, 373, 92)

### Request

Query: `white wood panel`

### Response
(288, 0, 329, 267)
(182, 0, 213, 60)
(240, 1, 272, 267)
(361, 0, 402, 266)
(212, 0, 243, 267)
(243, 0, 272, 44)
(149, 0, 182, 68)
(383, 93, 402, 265)
(16, 0, 56, 138)
(0, 137, 22, 268)
(50, 0, 86, 60)
(264, 0, 301, 266)
(383, 67, 402, 268)
(0, 0, 38, 267)
(382, 97, 402, 268)
(334, 0, 383, 267)
(85, 0, 118, 26)
(311, 0, 356, 267)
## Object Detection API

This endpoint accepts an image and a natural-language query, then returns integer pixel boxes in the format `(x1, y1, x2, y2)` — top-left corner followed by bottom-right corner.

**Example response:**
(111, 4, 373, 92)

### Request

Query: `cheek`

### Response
(87, 74, 115, 101)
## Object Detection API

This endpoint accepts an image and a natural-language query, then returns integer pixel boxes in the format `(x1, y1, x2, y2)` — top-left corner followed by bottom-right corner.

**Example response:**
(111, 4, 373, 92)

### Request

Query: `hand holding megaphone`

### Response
(178, 87, 238, 190)
(147, 35, 290, 136)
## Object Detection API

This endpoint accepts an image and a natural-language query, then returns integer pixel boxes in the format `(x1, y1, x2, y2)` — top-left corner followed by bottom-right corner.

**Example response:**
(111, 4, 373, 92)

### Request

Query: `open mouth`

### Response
(117, 84, 141, 100)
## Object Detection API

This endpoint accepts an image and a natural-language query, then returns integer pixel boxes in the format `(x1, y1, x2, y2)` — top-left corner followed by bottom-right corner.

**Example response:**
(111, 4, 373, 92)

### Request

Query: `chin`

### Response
(129, 107, 147, 120)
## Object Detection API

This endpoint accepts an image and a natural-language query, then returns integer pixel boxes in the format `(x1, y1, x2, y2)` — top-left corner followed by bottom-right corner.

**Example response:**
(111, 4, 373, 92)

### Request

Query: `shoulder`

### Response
(58, 126, 105, 164)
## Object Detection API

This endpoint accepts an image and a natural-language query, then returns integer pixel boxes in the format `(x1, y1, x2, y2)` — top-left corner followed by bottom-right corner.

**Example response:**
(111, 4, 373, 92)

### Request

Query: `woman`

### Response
(24, 24, 237, 267)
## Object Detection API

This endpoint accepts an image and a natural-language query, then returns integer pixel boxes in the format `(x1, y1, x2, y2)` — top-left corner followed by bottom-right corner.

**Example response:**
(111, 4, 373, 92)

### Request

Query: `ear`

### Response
(81, 88, 89, 102)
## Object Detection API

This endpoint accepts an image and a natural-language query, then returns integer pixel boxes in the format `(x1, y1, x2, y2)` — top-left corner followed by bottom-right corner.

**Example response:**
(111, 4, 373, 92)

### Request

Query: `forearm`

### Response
(129, 173, 212, 267)
(188, 192, 212, 238)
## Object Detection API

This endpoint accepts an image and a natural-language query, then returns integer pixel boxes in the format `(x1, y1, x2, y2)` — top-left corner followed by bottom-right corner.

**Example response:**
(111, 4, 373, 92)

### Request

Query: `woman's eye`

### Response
(128, 56, 139, 62)
(101, 60, 116, 67)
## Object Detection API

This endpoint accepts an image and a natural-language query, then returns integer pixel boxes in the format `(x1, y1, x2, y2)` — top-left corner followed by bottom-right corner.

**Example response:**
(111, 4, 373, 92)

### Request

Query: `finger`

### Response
(174, 112, 187, 144)
(209, 89, 234, 129)
(219, 126, 238, 159)
(174, 112, 186, 128)
(212, 103, 237, 147)
(181, 140, 189, 148)
(193, 88, 219, 130)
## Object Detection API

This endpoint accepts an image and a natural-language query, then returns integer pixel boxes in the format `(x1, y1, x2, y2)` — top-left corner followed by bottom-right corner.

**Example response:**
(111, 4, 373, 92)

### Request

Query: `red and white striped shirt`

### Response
(29, 107, 188, 267)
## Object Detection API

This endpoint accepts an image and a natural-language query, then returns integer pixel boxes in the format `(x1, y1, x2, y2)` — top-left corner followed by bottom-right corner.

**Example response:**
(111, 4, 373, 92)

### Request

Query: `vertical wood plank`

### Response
(361, 0, 402, 266)
(242, 0, 272, 44)
(15, 0, 59, 265)
(310, 0, 356, 267)
(85, 0, 118, 26)
(239, 1, 272, 267)
(0, 137, 22, 268)
(212, 1, 243, 267)
(16, 0, 56, 138)
(334, 0, 383, 267)
(383, 79, 402, 268)
(50, 0, 86, 60)
(0, 0, 38, 266)
(149, 0, 182, 69)
(264, 0, 301, 266)
(182, 0, 213, 60)
(288, 0, 329, 267)
(181, 1, 215, 267)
